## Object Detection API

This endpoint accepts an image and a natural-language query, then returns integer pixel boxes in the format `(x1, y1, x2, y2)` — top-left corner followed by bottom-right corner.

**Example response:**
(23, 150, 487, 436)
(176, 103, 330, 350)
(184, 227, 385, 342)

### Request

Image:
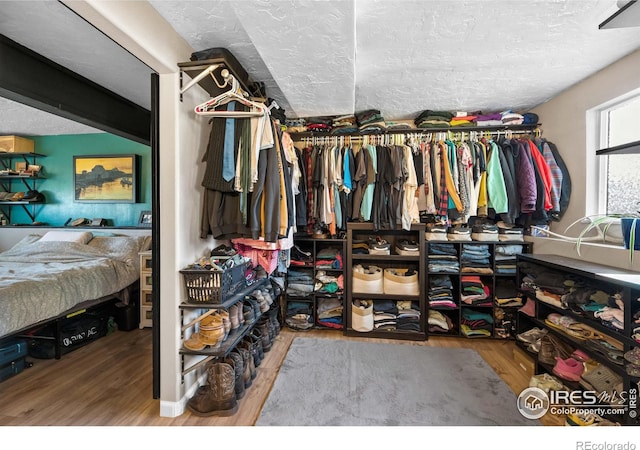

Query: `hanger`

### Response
(194, 70, 265, 118)
(180, 63, 227, 95)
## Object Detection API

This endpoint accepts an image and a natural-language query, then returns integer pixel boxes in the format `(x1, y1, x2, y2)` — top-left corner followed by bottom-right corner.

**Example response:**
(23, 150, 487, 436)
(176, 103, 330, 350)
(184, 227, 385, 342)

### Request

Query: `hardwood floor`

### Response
(0, 326, 564, 426)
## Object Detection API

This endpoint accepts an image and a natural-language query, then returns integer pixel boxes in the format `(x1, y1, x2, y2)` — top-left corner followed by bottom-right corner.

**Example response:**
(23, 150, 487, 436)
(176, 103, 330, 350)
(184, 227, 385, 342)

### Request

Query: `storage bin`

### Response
(180, 262, 247, 304)
(383, 268, 419, 296)
(0, 135, 35, 153)
(352, 265, 383, 294)
(352, 300, 373, 332)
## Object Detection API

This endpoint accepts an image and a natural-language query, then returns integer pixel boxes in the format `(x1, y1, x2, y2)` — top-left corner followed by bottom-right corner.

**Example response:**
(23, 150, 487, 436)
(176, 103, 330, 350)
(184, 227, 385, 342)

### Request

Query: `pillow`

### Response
(38, 230, 94, 244)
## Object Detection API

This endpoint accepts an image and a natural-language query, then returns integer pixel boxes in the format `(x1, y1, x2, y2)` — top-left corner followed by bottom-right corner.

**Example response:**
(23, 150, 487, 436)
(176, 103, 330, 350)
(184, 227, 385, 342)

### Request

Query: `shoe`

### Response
(184, 333, 206, 351)
(447, 225, 472, 241)
(518, 298, 535, 317)
(624, 347, 640, 365)
(395, 239, 419, 256)
(553, 356, 585, 382)
(585, 339, 625, 366)
(425, 225, 448, 241)
(210, 244, 236, 257)
(565, 412, 596, 426)
(529, 372, 566, 393)
(581, 363, 623, 398)
(290, 245, 312, 262)
(471, 224, 499, 241)
(571, 349, 592, 363)
(22, 190, 44, 202)
(9, 192, 25, 201)
(498, 227, 524, 242)
(368, 236, 390, 255)
(539, 334, 574, 365)
(516, 327, 548, 344)
(186, 362, 238, 417)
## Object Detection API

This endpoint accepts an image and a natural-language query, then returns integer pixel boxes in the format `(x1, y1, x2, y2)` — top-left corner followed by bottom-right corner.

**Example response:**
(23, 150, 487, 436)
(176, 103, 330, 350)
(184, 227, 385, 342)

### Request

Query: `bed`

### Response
(0, 230, 151, 344)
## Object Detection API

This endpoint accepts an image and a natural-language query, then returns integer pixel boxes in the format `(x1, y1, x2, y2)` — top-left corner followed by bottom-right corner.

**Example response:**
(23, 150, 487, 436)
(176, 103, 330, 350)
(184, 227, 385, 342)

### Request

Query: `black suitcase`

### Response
(0, 338, 28, 382)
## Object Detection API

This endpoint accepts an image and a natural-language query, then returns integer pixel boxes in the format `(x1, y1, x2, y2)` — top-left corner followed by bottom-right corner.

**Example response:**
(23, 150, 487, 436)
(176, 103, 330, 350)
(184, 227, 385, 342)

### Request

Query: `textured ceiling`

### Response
(2, 0, 640, 135)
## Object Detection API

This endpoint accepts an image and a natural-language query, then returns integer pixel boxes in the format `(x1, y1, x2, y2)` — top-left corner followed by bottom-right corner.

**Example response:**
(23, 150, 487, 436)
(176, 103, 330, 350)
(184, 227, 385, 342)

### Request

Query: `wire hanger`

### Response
(194, 69, 265, 118)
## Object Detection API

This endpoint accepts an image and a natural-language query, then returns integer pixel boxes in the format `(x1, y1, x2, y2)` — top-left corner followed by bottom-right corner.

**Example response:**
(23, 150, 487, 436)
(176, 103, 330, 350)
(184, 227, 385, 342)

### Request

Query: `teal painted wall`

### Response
(6, 133, 151, 227)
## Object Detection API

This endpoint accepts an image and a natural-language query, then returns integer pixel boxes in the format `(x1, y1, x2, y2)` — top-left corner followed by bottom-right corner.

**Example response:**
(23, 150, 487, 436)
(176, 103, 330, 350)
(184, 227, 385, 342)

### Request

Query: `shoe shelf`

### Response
(516, 253, 640, 426)
(526, 313, 627, 379)
(345, 222, 426, 341)
(286, 236, 346, 331)
(520, 290, 637, 349)
(180, 310, 263, 358)
(179, 278, 271, 377)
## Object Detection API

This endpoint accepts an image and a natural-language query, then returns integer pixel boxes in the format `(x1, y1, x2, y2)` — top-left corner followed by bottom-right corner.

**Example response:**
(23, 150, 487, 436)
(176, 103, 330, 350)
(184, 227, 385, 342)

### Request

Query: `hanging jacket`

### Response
(514, 140, 537, 213)
(498, 139, 520, 225)
(545, 140, 572, 221)
(527, 139, 553, 211)
(485, 141, 508, 214)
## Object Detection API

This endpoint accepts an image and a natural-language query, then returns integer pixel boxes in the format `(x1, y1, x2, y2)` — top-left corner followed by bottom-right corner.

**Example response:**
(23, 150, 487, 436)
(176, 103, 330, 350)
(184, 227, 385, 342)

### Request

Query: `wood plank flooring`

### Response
(0, 327, 563, 426)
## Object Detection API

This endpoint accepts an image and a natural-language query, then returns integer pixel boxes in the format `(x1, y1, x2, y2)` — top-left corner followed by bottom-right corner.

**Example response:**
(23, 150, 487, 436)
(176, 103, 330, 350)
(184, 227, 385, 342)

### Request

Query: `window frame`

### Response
(593, 89, 640, 215)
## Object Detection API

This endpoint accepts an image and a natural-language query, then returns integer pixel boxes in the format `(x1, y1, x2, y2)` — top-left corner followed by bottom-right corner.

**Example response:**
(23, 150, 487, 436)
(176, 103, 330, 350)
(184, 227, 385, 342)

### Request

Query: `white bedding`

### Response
(0, 234, 150, 338)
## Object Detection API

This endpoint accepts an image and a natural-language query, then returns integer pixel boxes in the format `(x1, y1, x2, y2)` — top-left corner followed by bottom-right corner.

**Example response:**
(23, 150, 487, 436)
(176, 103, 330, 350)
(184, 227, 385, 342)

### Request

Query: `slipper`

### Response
(184, 333, 206, 351)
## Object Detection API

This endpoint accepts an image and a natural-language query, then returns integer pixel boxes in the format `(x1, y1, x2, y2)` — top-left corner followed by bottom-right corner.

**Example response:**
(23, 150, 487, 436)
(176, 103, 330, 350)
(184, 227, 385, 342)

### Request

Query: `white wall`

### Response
(531, 47, 640, 232)
(62, 0, 217, 417)
(529, 47, 640, 271)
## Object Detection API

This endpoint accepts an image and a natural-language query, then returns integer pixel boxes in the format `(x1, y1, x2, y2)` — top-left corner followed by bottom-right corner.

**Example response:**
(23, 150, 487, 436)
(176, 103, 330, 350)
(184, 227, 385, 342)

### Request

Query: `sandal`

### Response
(565, 323, 605, 341)
(585, 339, 625, 365)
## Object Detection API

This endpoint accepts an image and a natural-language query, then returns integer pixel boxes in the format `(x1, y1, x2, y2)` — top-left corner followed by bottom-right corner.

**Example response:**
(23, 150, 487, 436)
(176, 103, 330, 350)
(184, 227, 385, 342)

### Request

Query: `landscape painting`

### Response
(74, 154, 138, 203)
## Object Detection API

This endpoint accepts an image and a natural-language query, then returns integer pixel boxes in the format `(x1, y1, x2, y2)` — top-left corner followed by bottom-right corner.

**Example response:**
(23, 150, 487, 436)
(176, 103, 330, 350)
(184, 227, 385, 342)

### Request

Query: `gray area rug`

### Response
(256, 337, 539, 426)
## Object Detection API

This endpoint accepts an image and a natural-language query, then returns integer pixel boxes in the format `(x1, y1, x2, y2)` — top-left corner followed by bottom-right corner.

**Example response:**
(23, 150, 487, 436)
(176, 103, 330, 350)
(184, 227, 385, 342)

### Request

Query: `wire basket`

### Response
(180, 262, 247, 304)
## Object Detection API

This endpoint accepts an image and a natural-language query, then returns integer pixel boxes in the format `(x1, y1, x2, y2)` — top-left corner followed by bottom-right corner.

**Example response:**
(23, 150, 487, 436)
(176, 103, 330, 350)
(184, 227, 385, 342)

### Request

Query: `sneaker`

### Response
(395, 239, 419, 256)
(447, 226, 472, 241)
(290, 245, 312, 262)
(425, 225, 448, 241)
(368, 236, 390, 255)
(210, 244, 237, 257)
(498, 227, 524, 242)
(471, 224, 499, 241)
(516, 327, 548, 344)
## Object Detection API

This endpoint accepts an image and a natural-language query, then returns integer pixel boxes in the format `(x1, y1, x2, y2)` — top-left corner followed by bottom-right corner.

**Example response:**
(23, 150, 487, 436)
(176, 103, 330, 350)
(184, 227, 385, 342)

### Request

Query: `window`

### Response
(599, 94, 640, 215)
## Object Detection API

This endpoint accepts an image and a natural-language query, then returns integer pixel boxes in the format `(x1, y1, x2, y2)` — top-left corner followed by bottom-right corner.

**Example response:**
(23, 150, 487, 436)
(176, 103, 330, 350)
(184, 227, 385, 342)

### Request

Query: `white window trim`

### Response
(588, 88, 640, 216)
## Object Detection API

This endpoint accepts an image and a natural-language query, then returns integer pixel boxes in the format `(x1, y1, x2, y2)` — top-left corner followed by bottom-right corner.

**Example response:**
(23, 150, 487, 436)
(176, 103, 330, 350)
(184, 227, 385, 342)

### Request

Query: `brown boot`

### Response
(236, 345, 252, 389)
(225, 351, 245, 400)
(239, 339, 257, 381)
(187, 362, 238, 417)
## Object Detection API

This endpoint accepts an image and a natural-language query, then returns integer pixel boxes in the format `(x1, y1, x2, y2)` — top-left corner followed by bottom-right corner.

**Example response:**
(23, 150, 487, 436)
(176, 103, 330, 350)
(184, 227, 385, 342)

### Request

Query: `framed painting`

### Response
(74, 154, 138, 203)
